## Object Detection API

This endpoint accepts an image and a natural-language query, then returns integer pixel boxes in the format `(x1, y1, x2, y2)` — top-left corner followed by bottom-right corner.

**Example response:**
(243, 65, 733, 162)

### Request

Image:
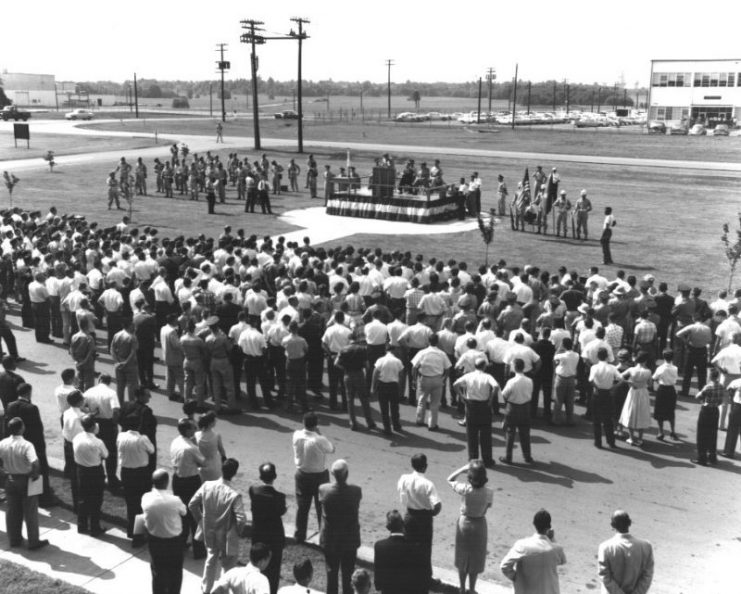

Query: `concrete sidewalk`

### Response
(0, 496, 511, 594)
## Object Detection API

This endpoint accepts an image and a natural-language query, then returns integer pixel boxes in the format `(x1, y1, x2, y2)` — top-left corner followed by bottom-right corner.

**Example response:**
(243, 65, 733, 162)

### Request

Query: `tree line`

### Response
(67, 78, 641, 107)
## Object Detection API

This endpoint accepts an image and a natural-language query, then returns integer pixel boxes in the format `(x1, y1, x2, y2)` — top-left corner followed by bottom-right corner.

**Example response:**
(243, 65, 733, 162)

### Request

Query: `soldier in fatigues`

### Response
(107, 172, 122, 210)
(554, 190, 572, 237)
(162, 162, 174, 198)
(574, 189, 593, 240)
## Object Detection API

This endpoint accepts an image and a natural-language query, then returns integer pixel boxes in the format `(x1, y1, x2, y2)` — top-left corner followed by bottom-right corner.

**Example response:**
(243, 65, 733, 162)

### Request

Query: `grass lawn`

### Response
(6, 131, 738, 296)
(0, 559, 92, 594)
(84, 117, 741, 163)
(0, 133, 160, 162)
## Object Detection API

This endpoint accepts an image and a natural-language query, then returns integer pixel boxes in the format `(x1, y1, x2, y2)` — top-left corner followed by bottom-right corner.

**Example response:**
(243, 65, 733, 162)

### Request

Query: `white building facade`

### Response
(1, 72, 57, 106)
(648, 59, 741, 127)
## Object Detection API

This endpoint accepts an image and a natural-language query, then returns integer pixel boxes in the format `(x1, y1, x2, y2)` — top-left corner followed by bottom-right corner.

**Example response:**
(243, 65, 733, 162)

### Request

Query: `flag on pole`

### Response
(545, 171, 558, 214)
(521, 167, 530, 199)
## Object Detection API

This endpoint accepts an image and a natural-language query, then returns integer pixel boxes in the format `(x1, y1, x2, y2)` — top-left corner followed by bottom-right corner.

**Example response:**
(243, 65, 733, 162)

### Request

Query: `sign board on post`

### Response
(13, 124, 30, 149)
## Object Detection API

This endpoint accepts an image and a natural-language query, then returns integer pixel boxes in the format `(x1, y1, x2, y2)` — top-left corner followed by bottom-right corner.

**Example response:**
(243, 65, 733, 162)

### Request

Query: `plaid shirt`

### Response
(633, 320, 657, 345)
(605, 323, 624, 350)
(404, 288, 424, 310)
(696, 382, 723, 407)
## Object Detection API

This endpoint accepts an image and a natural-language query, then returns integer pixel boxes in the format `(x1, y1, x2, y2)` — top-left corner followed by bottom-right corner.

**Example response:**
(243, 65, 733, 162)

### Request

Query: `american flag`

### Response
(521, 167, 530, 199)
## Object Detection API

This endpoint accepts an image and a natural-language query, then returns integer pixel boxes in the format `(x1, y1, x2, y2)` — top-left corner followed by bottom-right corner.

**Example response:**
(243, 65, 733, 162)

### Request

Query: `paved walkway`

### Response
(0, 458, 510, 594)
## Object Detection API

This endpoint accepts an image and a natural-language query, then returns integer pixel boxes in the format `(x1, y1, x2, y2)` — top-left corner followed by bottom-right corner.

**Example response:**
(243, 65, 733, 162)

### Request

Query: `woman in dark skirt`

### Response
(652, 349, 679, 440)
(447, 460, 493, 594)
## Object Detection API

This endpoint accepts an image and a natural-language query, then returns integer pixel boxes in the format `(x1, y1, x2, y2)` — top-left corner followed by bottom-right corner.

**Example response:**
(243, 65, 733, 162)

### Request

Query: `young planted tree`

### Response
(3, 171, 20, 207)
(477, 209, 496, 266)
(721, 213, 741, 292)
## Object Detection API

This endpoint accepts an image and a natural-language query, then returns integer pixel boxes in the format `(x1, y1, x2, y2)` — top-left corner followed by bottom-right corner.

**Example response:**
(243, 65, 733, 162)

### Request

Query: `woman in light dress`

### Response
(195, 411, 226, 481)
(619, 352, 653, 446)
(447, 460, 493, 594)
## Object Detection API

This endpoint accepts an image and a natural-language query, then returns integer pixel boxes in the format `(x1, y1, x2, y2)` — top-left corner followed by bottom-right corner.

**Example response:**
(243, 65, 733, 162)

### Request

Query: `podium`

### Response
(370, 166, 395, 199)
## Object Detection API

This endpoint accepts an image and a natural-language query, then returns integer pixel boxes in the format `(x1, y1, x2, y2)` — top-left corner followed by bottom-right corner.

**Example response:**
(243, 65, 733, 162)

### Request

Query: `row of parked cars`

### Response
(648, 121, 735, 136)
(395, 109, 645, 127)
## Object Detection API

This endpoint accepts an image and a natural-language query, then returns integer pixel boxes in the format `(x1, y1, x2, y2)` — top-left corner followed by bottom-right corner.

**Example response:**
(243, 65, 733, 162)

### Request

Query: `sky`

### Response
(3, 0, 741, 87)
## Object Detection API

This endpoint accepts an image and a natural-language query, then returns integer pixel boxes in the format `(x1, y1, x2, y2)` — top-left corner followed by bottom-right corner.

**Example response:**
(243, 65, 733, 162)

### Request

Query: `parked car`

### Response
(65, 109, 94, 120)
(647, 120, 666, 134)
(688, 124, 707, 136)
(712, 124, 730, 136)
(274, 110, 299, 120)
(0, 105, 31, 121)
(669, 122, 689, 135)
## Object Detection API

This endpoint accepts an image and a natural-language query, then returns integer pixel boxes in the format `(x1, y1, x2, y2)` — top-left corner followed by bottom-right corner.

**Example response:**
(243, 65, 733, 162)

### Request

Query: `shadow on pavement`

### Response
(538, 460, 613, 484)
(9, 541, 114, 581)
(493, 462, 573, 488)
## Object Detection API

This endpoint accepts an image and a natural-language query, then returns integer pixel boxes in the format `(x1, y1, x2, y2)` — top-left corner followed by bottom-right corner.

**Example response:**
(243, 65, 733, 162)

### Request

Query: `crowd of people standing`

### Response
(0, 196, 736, 594)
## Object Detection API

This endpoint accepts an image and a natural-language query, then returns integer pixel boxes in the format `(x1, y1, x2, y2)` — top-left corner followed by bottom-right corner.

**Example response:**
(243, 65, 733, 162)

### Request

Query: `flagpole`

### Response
(511, 63, 519, 130)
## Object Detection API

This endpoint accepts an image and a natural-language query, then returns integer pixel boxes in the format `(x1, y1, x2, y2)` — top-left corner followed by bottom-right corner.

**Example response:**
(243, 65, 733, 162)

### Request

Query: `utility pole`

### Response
(565, 84, 570, 115)
(385, 59, 394, 119)
(552, 81, 557, 112)
(477, 77, 482, 124)
(486, 67, 496, 117)
(133, 73, 139, 118)
(240, 19, 266, 150)
(597, 87, 601, 113)
(209, 83, 213, 117)
(290, 17, 309, 153)
(511, 64, 518, 130)
(216, 43, 230, 123)
(613, 83, 617, 112)
(526, 81, 531, 115)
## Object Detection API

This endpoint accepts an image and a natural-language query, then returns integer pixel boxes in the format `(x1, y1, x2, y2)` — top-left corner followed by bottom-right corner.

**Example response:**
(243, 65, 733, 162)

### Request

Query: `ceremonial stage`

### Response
(325, 188, 460, 224)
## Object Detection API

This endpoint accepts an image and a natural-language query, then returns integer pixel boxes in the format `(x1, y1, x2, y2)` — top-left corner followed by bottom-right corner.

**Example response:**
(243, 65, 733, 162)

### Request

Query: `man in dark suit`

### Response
(6, 383, 54, 506)
(319, 459, 362, 594)
(248, 462, 287, 594)
(374, 510, 427, 594)
(0, 355, 25, 412)
(133, 302, 159, 390)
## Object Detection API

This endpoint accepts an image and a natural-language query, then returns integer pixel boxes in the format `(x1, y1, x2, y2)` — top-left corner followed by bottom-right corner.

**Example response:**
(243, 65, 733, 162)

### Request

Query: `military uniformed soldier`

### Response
(497, 174, 508, 216)
(107, 172, 122, 210)
(554, 190, 572, 237)
(162, 162, 174, 198)
(153, 158, 164, 193)
(574, 189, 593, 240)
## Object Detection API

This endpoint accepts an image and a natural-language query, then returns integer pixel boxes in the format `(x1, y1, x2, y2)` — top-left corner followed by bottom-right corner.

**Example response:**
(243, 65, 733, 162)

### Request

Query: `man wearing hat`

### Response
(553, 191, 572, 237)
(574, 190, 592, 240)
